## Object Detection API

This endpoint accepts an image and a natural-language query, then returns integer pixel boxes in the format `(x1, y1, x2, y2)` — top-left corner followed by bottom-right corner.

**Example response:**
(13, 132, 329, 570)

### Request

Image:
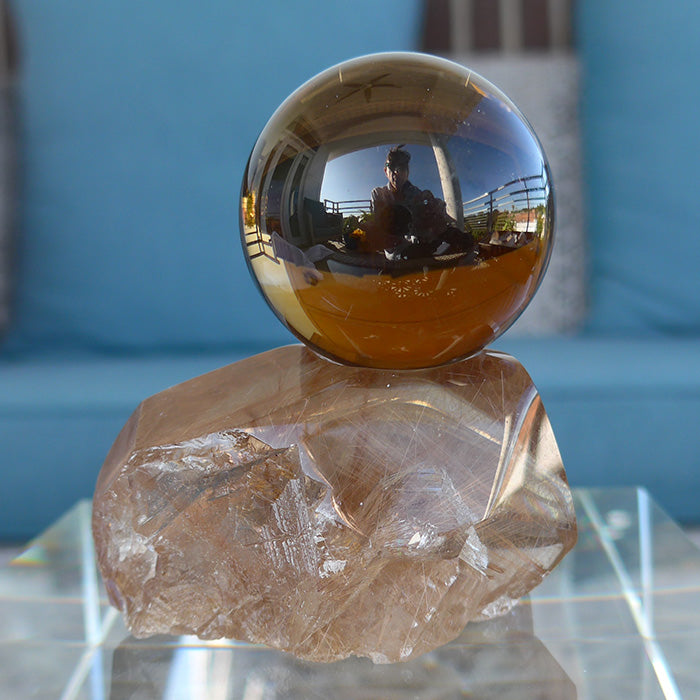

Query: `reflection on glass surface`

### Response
(107, 608, 575, 700)
(240, 53, 553, 369)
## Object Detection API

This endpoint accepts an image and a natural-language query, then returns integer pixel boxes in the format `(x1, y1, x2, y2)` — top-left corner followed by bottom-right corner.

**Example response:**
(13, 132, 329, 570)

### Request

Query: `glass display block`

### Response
(2, 488, 700, 698)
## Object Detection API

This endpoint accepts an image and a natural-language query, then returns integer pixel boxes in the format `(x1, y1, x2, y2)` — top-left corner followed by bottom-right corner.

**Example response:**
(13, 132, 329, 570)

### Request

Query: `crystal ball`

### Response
(240, 52, 553, 369)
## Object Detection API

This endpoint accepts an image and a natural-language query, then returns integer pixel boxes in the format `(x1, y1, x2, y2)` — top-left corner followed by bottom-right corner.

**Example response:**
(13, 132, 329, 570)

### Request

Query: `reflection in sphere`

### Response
(240, 52, 553, 369)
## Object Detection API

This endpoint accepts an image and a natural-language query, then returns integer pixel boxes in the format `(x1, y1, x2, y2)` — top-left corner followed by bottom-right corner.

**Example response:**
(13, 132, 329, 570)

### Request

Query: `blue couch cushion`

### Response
(499, 337, 700, 524)
(0, 350, 249, 538)
(4, 1, 419, 355)
(578, 1, 700, 335)
(3, 338, 700, 538)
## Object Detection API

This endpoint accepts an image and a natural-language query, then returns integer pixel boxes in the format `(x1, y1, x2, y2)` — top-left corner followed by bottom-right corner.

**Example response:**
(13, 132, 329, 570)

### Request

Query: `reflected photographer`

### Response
(370, 146, 474, 261)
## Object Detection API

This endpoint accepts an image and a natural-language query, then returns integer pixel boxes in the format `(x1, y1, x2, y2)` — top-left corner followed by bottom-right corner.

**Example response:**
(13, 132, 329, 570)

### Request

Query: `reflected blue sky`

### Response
(321, 144, 441, 206)
(320, 101, 545, 211)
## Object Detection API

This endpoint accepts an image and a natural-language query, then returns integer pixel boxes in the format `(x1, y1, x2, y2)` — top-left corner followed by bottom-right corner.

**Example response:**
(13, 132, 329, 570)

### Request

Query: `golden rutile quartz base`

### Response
(92, 345, 576, 664)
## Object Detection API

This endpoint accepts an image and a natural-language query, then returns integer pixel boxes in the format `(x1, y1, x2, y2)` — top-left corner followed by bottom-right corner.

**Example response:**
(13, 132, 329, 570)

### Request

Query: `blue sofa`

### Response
(2, 0, 700, 539)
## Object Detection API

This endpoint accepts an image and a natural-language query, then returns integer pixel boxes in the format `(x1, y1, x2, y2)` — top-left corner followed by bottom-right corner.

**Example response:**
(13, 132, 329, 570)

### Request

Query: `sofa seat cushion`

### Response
(499, 337, 700, 524)
(0, 351, 247, 538)
(3, 338, 700, 538)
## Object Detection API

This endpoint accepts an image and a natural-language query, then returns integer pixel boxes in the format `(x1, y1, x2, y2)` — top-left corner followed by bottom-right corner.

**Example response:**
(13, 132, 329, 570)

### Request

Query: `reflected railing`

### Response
(462, 172, 548, 241)
(324, 198, 372, 217)
(243, 170, 549, 270)
(242, 226, 278, 263)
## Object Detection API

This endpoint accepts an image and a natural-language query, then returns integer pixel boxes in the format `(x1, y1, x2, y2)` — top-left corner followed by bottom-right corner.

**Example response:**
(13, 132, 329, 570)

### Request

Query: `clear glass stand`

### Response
(2, 488, 700, 699)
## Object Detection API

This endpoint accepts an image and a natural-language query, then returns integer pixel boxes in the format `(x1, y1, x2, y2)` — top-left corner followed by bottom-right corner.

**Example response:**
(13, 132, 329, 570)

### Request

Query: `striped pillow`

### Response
(422, 0, 586, 334)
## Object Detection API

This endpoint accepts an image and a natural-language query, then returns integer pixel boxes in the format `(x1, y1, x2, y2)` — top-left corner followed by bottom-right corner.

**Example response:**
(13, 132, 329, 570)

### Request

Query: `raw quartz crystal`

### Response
(93, 345, 577, 663)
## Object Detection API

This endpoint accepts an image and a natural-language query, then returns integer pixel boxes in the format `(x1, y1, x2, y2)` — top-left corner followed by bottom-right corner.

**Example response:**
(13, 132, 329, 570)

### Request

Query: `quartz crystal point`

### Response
(93, 345, 577, 663)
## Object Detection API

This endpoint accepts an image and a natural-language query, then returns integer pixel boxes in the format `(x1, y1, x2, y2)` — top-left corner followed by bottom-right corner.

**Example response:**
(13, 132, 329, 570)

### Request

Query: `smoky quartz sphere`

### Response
(241, 52, 553, 369)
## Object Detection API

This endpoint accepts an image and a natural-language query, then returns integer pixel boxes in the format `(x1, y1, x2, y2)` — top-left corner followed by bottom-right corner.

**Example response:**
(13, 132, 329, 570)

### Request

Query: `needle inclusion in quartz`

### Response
(93, 346, 577, 663)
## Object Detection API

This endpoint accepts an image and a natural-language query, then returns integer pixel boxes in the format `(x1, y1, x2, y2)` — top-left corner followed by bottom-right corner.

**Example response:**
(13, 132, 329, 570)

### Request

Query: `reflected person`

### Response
(371, 146, 471, 261)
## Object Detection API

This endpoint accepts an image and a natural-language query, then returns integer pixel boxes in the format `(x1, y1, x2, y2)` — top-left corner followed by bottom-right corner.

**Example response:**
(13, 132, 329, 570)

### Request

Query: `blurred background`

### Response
(1, 0, 700, 542)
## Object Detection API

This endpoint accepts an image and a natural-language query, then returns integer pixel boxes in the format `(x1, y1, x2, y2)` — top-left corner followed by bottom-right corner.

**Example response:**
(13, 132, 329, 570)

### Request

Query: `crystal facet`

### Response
(93, 345, 576, 663)
(241, 53, 553, 369)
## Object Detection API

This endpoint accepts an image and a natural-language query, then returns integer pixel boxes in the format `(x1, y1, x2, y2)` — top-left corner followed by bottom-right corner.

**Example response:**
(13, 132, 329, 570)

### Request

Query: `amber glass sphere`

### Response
(240, 52, 553, 369)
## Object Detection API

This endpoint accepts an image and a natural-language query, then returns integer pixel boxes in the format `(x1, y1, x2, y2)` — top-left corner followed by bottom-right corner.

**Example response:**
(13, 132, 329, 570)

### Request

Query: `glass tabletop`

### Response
(1, 488, 699, 699)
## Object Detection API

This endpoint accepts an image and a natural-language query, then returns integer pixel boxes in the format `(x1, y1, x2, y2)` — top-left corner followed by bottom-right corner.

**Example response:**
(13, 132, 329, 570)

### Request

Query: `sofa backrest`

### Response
(3, 1, 420, 356)
(5, 0, 700, 357)
(577, 0, 700, 336)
